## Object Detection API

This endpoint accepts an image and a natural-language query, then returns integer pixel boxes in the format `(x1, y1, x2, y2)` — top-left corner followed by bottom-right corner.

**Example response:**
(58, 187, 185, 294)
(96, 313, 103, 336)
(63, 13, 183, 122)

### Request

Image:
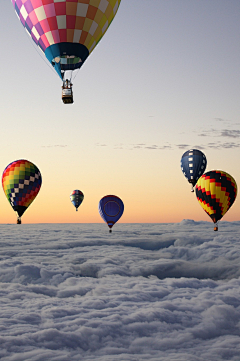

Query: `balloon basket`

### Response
(62, 82, 73, 104)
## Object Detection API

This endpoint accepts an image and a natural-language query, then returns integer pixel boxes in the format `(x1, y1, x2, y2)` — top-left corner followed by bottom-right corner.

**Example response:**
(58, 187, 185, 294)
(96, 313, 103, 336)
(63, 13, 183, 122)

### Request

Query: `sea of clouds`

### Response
(0, 221, 240, 361)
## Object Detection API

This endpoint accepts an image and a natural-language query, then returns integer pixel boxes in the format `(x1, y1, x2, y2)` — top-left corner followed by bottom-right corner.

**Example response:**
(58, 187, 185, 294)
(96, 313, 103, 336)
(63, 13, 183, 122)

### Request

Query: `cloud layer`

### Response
(0, 222, 240, 360)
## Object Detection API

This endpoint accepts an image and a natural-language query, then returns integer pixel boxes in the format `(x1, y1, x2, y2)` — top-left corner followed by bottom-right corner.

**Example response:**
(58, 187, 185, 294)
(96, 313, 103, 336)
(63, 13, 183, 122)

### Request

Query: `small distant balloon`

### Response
(181, 149, 207, 192)
(195, 170, 237, 231)
(2, 159, 42, 224)
(98, 195, 124, 232)
(70, 190, 84, 211)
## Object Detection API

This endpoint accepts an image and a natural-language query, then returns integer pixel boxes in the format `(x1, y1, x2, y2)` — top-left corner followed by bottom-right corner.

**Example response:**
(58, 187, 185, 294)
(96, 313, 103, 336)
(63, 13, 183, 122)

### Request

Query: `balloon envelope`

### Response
(98, 195, 124, 229)
(195, 170, 237, 224)
(181, 149, 207, 188)
(11, 0, 121, 79)
(70, 190, 84, 211)
(2, 159, 42, 219)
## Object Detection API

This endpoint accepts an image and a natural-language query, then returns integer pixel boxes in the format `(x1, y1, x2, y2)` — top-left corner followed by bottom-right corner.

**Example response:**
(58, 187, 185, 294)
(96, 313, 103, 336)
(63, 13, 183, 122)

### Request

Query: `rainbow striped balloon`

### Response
(2, 159, 42, 221)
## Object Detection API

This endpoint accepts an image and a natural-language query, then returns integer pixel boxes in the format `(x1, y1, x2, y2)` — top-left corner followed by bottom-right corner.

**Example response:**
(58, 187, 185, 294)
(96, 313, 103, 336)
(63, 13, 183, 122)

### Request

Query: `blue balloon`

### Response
(180, 149, 207, 191)
(98, 195, 124, 232)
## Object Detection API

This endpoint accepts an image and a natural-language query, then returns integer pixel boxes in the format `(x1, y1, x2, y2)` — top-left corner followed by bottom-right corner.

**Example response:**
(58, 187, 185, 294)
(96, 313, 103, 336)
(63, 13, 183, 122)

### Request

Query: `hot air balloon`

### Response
(195, 170, 237, 231)
(70, 190, 84, 211)
(181, 149, 207, 192)
(11, 0, 121, 104)
(98, 195, 124, 232)
(2, 160, 42, 224)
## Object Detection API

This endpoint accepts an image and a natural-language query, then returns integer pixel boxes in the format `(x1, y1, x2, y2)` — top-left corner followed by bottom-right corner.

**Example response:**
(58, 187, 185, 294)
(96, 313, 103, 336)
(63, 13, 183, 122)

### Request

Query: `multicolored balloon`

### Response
(11, 0, 121, 80)
(70, 190, 84, 211)
(98, 195, 124, 232)
(2, 160, 42, 224)
(181, 149, 207, 192)
(195, 170, 237, 231)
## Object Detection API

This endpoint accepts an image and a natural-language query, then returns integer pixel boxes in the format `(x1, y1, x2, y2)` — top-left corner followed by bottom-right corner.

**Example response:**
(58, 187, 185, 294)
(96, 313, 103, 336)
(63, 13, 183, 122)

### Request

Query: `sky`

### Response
(1, 0, 240, 223)
(1, 222, 240, 360)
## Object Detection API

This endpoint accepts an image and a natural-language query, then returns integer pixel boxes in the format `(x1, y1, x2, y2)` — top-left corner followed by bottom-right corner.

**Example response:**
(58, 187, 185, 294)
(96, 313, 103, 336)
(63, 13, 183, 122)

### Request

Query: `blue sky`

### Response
(1, 1, 240, 223)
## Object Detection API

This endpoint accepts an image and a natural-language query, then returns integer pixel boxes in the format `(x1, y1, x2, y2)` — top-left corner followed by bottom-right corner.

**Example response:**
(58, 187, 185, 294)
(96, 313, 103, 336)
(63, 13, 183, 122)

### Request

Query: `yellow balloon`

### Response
(195, 170, 237, 230)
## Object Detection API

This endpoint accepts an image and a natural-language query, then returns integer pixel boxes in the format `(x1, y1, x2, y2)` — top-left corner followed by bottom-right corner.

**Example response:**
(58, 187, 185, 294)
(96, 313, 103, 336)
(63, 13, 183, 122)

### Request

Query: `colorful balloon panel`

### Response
(99, 195, 124, 229)
(181, 149, 207, 187)
(195, 170, 237, 223)
(2, 159, 42, 218)
(70, 189, 84, 211)
(12, 0, 121, 79)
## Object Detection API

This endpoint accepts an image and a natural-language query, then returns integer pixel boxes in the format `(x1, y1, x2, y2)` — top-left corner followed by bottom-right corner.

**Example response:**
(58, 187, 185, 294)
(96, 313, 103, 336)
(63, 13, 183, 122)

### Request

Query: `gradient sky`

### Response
(1, 0, 240, 223)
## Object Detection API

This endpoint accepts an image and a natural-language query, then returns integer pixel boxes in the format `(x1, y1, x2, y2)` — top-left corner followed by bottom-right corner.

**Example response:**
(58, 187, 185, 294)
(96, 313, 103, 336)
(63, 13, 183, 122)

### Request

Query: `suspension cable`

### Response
(73, 68, 80, 81)
(23, 26, 81, 83)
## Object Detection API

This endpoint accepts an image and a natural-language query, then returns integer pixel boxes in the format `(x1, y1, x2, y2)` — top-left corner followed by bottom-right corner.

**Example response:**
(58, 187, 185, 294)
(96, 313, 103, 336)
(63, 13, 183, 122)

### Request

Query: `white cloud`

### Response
(0, 222, 240, 360)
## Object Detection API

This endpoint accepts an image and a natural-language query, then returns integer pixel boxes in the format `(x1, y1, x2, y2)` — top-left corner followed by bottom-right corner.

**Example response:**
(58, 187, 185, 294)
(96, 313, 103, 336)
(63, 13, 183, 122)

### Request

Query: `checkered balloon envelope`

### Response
(11, 0, 121, 80)
(2, 159, 42, 222)
(181, 149, 207, 192)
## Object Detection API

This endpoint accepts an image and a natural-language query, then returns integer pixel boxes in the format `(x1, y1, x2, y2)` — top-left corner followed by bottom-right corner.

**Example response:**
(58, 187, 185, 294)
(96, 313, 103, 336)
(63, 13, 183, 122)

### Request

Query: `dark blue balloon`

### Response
(181, 149, 207, 189)
(99, 195, 124, 231)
